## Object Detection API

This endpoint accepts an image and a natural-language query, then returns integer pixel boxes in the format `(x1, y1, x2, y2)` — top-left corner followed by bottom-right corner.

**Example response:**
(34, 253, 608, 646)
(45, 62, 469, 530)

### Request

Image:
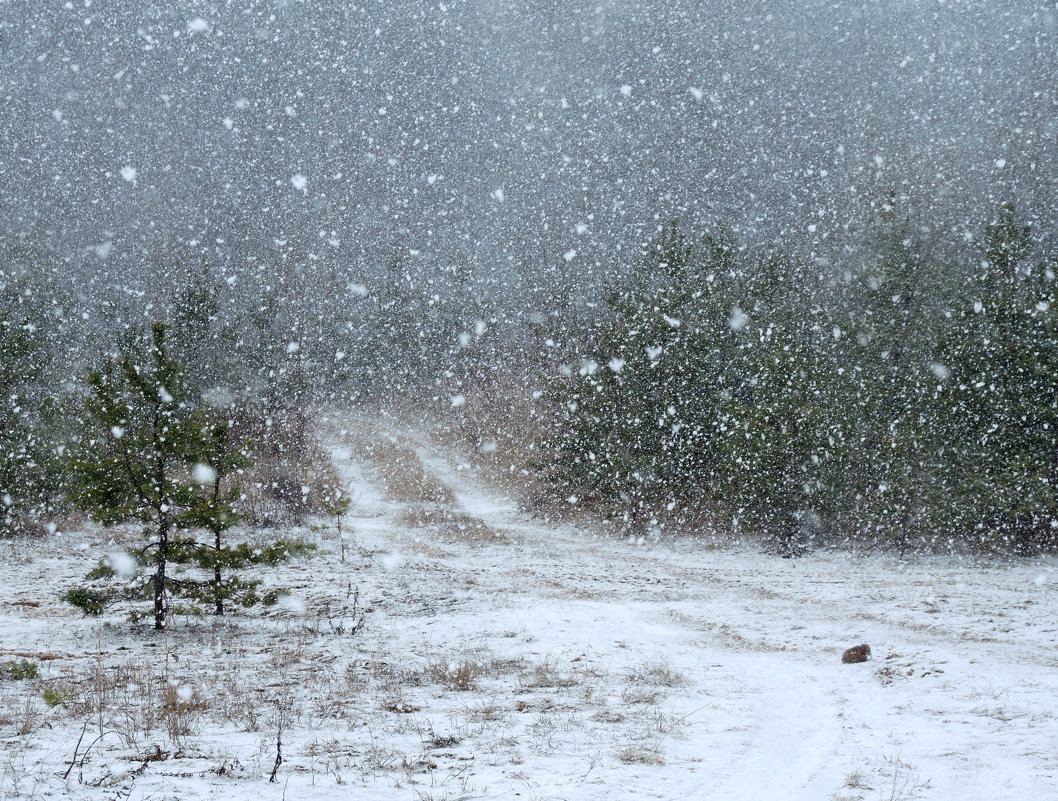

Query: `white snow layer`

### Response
(0, 417, 1054, 800)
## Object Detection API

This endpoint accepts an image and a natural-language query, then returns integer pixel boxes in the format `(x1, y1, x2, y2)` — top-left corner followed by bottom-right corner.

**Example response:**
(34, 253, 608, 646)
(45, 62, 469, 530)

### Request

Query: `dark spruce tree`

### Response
(833, 200, 957, 552)
(938, 205, 1058, 552)
(0, 299, 41, 533)
(539, 223, 744, 533)
(716, 247, 841, 555)
(0, 267, 64, 536)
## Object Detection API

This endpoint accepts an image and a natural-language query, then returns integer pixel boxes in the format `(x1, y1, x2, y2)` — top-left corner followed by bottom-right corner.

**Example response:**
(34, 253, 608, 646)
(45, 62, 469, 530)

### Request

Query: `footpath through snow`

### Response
(0, 415, 1055, 800)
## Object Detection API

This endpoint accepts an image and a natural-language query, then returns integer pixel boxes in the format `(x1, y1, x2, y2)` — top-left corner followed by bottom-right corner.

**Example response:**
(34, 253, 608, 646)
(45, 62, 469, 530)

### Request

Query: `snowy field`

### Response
(1, 416, 1056, 800)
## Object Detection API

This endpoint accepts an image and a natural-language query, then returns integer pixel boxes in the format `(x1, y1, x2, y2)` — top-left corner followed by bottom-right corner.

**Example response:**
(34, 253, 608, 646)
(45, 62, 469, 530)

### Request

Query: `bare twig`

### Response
(268, 706, 284, 783)
(63, 719, 91, 780)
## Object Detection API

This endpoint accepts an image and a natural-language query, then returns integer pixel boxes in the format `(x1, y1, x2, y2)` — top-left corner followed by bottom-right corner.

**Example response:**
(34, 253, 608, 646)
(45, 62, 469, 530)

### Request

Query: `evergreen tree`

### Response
(716, 248, 840, 553)
(538, 207, 1057, 555)
(67, 323, 201, 629)
(181, 415, 250, 615)
(834, 201, 955, 550)
(939, 205, 1058, 551)
(170, 263, 229, 402)
(539, 223, 742, 531)
(66, 323, 313, 624)
(0, 301, 44, 534)
(177, 414, 314, 614)
(0, 266, 65, 535)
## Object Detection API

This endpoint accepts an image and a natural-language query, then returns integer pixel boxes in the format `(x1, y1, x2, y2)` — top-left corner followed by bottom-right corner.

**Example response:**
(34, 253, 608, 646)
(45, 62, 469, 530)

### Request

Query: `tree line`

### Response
(3, 201, 1056, 560)
(535, 203, 1058, 555)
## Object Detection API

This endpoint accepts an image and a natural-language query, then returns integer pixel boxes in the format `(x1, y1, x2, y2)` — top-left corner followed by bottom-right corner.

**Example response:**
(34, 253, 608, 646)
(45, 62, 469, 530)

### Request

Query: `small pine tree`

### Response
(322, 489, 353, 562)
(180, 415, 250, 615)
(177, 414, 315, 613)
(66, 323, 313, 626)
(67, 323, 201, 629)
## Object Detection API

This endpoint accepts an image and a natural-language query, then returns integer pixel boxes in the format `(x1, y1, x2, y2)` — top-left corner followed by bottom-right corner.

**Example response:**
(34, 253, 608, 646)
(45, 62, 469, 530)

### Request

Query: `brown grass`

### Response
(348, 430, 514, 544)
(521, 657, 579, 689)
(355, 438, 454, 505)
(395, 503, 513, 544)
(615, 744, 666, 765)
(625, 658, 689, 688)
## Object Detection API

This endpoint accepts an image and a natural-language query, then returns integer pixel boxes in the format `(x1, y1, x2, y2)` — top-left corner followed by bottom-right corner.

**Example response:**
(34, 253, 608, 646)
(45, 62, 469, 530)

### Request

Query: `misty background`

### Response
(3, 0, 1058, 554)
(2, 0, 1055, 311)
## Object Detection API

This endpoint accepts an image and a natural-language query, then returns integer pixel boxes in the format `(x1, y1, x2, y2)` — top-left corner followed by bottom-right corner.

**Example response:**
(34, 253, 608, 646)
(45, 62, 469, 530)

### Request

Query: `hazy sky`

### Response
(2, 0, 1055, 298)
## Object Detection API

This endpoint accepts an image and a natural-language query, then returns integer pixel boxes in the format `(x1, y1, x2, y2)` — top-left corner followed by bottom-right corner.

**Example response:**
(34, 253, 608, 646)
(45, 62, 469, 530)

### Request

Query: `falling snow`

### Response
(0, 3, 1056, 799)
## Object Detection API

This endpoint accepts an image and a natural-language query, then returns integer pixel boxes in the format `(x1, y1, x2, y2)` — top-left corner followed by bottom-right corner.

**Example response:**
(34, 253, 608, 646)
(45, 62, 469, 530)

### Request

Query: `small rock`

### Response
(841, 643, 871, 664)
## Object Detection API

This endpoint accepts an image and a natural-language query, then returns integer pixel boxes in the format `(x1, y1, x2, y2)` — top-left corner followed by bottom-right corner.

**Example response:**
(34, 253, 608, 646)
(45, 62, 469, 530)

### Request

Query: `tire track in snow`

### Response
(411, 442, 850, 797)
(329, 421, 1058, 799)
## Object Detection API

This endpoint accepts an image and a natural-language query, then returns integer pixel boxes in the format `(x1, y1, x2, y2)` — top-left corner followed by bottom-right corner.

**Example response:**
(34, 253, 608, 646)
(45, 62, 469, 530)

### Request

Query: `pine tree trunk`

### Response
(154, 431, 169, 631)
(155, 511, 168, 630)
(214, 526, 223, 616)
(213, 477, 224, 616)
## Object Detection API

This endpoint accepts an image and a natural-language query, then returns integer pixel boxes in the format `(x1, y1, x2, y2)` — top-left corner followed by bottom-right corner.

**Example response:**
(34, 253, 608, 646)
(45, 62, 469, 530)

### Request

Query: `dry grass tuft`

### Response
(620, 686, 664, 706)
(381, 695, 422, 714)
(439, 519, 511, 545)
(615, 744, 665, 765)
(625, 658, 689, 688)
(521, 657, 579, 689)
(426, 657, 487, 692)
(592, 706, 626, 724)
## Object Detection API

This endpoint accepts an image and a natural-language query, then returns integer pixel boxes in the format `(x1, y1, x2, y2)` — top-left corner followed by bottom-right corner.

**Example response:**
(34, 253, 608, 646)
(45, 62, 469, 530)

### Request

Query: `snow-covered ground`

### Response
(1, 416, 1055, 800)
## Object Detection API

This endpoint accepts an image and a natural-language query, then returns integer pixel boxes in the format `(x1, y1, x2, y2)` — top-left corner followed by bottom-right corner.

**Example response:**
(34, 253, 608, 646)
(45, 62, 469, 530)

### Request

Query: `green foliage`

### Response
(66, 536, 313, 620)
(84, 562, 117, 581)
(0, 268, 60, 535)
(540, 222, 841, 548)
(66, 322, 315, 625)
(935, 206, 1058, 551)
(64, 540, 315, 626)
(828, 202, 959, 549)
(323, 492, 352, 520)
(62, 586, 115, 617)
(539, 223, 737, 530)
(982, 203, 1033, 276)
(174, 537, 314, 611)
(68, 322, 201, 527)
(705, 246, 843, 552)
(41, 685, 74, 709)
(0, 659, 39, 681)
(540, 207, 1058, 554)
(322, 489, 353, 561)
(66, 322, 202, 629)
(180, 413, 250, 615)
